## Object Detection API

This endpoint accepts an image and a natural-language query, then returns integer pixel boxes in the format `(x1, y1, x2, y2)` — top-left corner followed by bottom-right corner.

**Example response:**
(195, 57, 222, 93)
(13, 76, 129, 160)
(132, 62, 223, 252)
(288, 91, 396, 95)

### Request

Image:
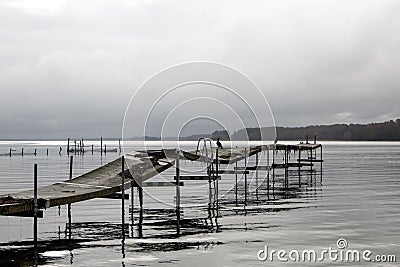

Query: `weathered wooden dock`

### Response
(0, 140, 323, 245)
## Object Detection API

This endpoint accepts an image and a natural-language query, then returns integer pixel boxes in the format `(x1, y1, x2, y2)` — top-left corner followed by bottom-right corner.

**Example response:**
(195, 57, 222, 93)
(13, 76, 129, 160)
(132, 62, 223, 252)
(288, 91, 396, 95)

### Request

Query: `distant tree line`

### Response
(134, 119, 400, 141)
(202, 119, 400, 141)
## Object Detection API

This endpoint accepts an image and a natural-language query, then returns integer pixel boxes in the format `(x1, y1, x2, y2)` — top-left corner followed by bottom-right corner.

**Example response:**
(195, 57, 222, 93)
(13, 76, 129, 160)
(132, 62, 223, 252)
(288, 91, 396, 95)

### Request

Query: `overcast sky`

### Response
(1, 0, 399, 139)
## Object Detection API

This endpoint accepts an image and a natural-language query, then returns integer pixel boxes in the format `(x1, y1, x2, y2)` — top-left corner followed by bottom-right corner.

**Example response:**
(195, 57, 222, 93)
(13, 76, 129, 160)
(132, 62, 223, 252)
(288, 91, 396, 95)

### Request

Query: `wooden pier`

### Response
(0, 140, 323, 245)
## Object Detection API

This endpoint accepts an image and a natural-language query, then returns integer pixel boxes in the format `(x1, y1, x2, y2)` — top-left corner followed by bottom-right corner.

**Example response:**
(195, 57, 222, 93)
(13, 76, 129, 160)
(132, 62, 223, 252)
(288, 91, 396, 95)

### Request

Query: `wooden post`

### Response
(34, 149, 37, 156)
(215, 148, 219, 209)
(267, 147, 270, 195)
(255, 152, 259, 197)
(285, 147, 288, 188)
(100, 136, 103, 155)
(104, 144, 107, 155)
(68, 156, 73, 239)
(9, 148, 11, 157)
(138, 189, 143, 238)
(272, 145, 275, 192)
(235, 161, 238, 206)
(119, 139, 121, 154)
(298, 149, 301, 187)
(131, 185, 134, 223)
(91, 144, 94, 155)
(46, 148, 49, 156)
(82, 137, 84, 153)
(175, 150, 180, 235)
(244, 148, 247, 206)
(74, 141, 76, 155)
(22, 148, 24, 157)
(320, 146, 323, 183)
(137, 183, 143, 238)
(314, 135, 317, 144)
(121, 156, 125, 239)
(310, 148, 313, 184)
(67, 138, 70, 155)
(33, 164, 38, 248)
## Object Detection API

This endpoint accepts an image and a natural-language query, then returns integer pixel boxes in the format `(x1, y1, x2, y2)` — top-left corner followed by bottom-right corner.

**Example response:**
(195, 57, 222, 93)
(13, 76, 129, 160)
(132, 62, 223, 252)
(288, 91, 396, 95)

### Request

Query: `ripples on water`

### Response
(0, 141, 398, 266)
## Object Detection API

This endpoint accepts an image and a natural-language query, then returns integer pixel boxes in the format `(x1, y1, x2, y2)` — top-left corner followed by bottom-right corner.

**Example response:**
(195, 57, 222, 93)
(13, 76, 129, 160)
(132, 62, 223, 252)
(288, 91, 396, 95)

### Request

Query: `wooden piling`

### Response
(9, 148, 11, 157)
(255, 153, 259, 197)
(215, 148, 219, 209)
(121, 156, 125, 238)
(235, 161, 238, 206)
(175, 150, 180, 235)
(100, 136, 103, 155)
(46, 148, 49, 156)
(34, 149, 37, 156)
(267, 147, 270, 194)
(119, 139, 121, 154)
(67, 138, 70, 155)
(130, 185, 134, 223)
(91, 144, 94, 155)
(298, 149, 301, 187)
(244, 148, 247, 205)
(272, 145, 275, 192)
(33, 164, 38, 248)
(22, 148, 24, 157)
(320, 146, 323, 183)
(67, 156, 73, 239)
(104, 144, 107, 155)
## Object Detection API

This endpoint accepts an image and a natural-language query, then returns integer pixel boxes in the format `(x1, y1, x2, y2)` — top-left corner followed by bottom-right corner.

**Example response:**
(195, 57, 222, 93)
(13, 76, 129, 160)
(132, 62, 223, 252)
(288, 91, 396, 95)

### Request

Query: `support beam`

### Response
(67, 156, 73, 239)
(175, 150, 180, 236)
(33, 164, 38, 248)
(244, 148, 247, 206)
(121, 156, 125, 239)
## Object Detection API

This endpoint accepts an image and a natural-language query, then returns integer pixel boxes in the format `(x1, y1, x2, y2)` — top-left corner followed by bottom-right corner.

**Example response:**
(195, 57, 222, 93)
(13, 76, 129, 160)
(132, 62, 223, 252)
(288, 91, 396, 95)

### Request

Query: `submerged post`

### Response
(131, 184, 134, 224)
(121, 156, 125, 238)
(67, 155, 73, 239)
(215, 148, 219, 209)
(298, 148, 301, 187)
(244, 148, 247, 206)
(100, 136, 103, 155)
(235, 161, 238, 206)
(175, 149, 180, 235)
(255, 152, 259, 197)
(67, 138, 70, 155)
(33, 164, 38, 248)
(267, 146, 270, 194)
(320, 145, 323, 183)
(272, 144, 275, 192)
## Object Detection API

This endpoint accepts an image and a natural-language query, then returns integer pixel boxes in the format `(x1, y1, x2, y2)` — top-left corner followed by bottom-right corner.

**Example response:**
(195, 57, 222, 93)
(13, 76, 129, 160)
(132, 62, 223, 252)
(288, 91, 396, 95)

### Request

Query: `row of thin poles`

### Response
(66, 137, 121, 156)
(3, 137, 122, 157)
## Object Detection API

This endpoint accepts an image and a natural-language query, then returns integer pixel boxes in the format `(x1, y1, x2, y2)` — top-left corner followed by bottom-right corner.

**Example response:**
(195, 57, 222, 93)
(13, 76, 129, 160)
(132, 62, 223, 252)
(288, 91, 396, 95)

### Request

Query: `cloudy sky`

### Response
(1, 0, 399, 139)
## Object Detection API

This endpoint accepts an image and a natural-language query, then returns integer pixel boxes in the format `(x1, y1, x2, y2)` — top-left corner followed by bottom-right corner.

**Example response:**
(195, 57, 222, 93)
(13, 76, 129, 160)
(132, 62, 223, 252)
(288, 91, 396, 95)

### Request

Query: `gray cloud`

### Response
(0, 0, 399, 139)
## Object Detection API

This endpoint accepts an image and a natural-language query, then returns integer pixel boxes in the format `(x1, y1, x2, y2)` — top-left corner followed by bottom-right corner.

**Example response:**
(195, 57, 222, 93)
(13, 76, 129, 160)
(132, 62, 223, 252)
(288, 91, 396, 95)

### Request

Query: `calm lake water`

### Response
(0, 141, 398, 266)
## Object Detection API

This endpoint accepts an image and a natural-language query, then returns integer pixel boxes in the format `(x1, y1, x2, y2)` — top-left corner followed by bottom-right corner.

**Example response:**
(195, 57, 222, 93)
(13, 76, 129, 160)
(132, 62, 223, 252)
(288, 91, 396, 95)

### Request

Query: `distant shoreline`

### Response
(1, 119, 399, 142)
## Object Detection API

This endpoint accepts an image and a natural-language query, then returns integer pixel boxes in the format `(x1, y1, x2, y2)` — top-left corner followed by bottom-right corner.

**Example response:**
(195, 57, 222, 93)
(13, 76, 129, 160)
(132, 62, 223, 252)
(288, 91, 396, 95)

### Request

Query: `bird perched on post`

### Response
(216, 138, 223, 148)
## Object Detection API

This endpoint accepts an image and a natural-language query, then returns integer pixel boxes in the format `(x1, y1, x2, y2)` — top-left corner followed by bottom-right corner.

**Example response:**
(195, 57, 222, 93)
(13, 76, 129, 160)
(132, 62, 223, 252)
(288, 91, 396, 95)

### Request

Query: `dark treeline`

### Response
(208, 119, 400, 141)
